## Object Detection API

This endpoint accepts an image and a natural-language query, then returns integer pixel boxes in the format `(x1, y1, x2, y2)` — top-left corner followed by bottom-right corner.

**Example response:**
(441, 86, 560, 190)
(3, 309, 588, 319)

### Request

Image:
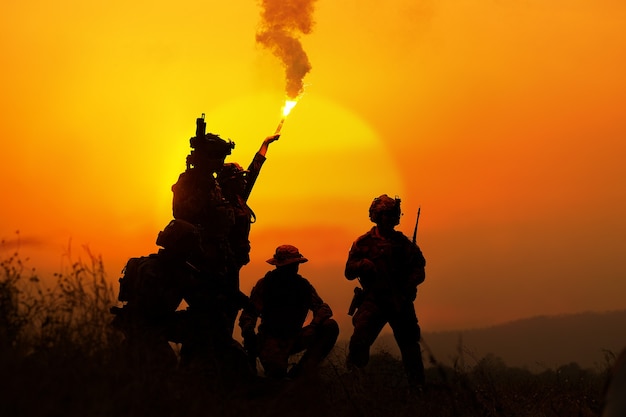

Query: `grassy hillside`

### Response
(0, 247, 613, 417)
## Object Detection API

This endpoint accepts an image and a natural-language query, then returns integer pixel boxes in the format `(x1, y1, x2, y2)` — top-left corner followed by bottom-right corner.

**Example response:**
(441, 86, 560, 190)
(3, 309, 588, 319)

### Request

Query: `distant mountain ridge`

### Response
(371, 309, 626, 372)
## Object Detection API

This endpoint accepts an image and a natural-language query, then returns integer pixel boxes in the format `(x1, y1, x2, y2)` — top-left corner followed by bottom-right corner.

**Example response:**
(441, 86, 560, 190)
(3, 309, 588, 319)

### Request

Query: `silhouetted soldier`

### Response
(170, 116, 248, 375)
(217, 134, 279, 332)
(111, 219, 202, 372)
(239, 245, 339, 379)
(172, 116, 235, 279)
(345, 194, 427, 389)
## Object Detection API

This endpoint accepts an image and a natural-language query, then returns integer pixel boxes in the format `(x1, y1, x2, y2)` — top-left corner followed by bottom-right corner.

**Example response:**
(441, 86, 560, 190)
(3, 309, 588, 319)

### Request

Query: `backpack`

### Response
(117, 255, 156, 304)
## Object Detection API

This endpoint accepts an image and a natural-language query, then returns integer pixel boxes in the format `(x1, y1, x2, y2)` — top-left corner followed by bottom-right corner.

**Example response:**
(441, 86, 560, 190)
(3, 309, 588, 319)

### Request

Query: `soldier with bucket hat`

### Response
(239, 245, 339, 379)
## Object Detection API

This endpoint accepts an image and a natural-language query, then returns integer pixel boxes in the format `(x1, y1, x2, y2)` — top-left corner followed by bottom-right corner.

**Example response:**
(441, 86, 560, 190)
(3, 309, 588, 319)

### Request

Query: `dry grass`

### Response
(0, 240, 611, 417)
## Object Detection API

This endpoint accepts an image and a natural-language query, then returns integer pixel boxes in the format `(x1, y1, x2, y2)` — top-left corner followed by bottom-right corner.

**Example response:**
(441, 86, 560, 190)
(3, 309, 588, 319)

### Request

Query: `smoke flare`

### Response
(256, 0, 318, 99)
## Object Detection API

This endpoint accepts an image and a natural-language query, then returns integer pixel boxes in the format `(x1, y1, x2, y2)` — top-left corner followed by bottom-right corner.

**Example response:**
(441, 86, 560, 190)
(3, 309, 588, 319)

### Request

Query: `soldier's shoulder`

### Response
(254, 274, 270, 288)
(354, 228, 376, 244)
(172, 172, 189, 191)
(295, 274, 312, 286)
(175, 168, 215, 185)
(173, 170, 191, 183)
(293, 274, 315, 295)
(392, 230, 412, 243)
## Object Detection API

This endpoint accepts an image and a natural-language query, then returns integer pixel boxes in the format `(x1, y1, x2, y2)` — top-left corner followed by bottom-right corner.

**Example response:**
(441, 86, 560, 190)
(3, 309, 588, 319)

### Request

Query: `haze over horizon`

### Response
(1, 0, 625, 333)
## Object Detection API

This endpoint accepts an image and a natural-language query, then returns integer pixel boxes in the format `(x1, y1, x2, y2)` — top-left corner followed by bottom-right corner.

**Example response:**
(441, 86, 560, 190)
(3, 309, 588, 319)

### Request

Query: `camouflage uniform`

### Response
(111, 219, 201, 371)
(345, 195, 426, 388)
(239, 245, 339, 379)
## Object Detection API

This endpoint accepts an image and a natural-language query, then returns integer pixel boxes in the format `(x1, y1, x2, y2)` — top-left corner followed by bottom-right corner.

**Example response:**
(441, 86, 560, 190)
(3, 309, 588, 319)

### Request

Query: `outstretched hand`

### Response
(258, 134, 280, 157)
(264, 134, 280, 145)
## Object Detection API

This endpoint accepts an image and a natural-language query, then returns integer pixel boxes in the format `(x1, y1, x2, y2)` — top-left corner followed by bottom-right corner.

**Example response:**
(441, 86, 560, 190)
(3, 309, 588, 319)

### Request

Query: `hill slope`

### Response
(370, 309, 626, 372)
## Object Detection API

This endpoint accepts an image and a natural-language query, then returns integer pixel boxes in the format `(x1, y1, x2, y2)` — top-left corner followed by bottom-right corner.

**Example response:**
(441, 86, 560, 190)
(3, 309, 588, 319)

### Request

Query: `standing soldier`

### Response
(172, 114, 235, 280)
(217, 134, 280, 332)
(345, 194, 427, 390)
(239, 245, 339, 379)
(111, 219, 202, 372)
(170, 115, 246, 374)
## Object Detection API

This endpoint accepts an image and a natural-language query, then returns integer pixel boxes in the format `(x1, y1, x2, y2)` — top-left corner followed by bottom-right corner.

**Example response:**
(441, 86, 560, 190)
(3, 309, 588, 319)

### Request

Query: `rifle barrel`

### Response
(412, 206, 421, 244)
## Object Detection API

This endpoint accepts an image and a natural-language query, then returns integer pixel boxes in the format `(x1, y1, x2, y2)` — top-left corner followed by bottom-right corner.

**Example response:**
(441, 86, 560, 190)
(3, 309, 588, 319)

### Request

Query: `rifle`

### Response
(347, 286, 365, 316)
(412, 206, 421, 245)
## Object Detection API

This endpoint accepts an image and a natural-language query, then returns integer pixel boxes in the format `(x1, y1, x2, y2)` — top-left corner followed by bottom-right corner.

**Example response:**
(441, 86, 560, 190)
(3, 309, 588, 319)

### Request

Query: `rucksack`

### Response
(117, 255, 156, 304)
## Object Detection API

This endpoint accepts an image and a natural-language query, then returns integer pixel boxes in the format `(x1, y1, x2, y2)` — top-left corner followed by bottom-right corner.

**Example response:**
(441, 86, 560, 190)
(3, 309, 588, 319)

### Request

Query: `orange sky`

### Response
(1, 0, 625, 334)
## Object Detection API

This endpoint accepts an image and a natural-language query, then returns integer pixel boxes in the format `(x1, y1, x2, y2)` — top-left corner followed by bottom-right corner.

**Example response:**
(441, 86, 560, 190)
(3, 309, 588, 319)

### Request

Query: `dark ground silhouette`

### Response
(0, 247, 613, 417)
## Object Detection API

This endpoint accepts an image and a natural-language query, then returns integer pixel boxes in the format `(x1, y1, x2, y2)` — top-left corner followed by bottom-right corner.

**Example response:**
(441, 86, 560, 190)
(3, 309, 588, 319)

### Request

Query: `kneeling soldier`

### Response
(239, 245, 339, 379)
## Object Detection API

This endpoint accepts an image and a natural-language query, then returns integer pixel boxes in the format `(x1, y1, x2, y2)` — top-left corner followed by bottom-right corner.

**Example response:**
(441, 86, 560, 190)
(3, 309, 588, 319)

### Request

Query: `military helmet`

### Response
(218, 162, 248, 183)
(156, 219, 202, 254)
(369, 194, 401, 224)
(190, 133, 235, 157)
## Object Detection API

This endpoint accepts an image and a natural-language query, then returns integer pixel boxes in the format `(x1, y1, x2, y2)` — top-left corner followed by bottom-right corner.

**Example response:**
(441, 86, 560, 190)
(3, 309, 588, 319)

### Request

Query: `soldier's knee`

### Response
(319, 319, 339, 340)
